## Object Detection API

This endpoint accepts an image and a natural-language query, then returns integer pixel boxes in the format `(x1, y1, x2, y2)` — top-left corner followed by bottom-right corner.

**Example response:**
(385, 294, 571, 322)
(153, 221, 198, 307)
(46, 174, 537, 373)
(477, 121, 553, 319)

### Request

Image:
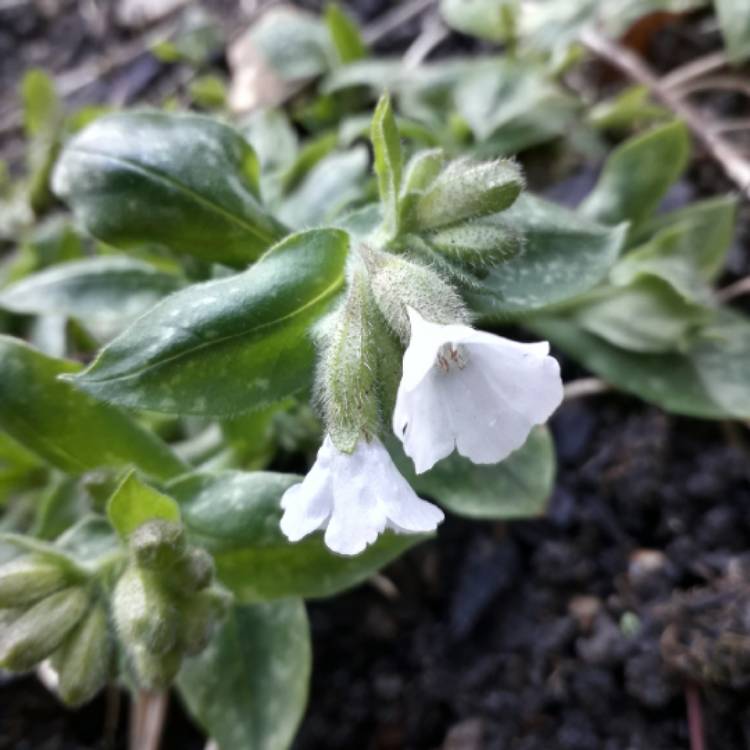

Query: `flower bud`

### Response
(319, 269, 383, 452)
(402, 149, 445, 194)
(399, 149, 445, 230)
(370, 254, 471, 341)
(51, 602, 112, 707)
(130, 520, 186, 570)
(0, 607, 22, 630)
(427, 216, 524, 270)
(413, 158, 523, 231)
(113, 567, 179, 656)
(0, 587, 88, 672)
(0, 554, 73, 609)
(130, 643, 182, 690)
(180, 588, 231, 656)
(166, 548, 215, 594)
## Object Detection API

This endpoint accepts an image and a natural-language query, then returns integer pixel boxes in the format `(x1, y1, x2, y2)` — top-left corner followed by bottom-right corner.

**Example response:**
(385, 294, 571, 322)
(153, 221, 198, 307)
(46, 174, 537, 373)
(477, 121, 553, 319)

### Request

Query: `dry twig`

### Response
(563, 377, 611, 401)
(363, 0, 437, 46)
(581, 28, 750, 197)
(716, 276, 750, 303)
(404, 15, 450, 69)
(660, 50, 728, 90)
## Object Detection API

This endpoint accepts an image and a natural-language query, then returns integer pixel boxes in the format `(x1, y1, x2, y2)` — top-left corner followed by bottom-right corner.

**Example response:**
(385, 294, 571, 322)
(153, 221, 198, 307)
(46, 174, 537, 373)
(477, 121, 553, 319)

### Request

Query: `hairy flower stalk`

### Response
(394, 307, 563, 473)
(280, 265, 444, 556)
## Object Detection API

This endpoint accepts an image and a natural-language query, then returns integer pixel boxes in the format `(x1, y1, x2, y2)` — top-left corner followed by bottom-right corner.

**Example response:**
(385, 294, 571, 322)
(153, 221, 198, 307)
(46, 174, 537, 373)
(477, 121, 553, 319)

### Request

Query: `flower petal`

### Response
(368, 437, 445, 531)
(473, 338, 563, 425)
(394, 313, 563, 471)
(400, 307, 450, 391)
(326, 441, 389, 555)
(393, 368, 455, 474)
(279, 439, 334, 542)
(440, 339, 562, 465)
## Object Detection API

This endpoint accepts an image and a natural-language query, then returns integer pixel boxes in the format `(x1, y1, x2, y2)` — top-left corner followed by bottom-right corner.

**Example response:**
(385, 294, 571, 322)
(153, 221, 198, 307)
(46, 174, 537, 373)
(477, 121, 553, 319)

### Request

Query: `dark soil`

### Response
(296, 398, 750, 750)
(2, 2, 750, 749)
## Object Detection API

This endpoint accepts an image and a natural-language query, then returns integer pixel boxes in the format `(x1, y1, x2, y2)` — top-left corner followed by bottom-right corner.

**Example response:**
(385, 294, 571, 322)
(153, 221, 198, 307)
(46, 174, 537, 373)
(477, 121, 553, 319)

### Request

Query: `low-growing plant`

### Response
(2, 1, 750, 747)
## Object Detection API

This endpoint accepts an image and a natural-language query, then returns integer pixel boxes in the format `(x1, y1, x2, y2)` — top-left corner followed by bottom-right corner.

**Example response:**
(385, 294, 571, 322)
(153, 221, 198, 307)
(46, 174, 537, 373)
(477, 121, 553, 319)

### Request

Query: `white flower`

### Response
(279, 435, 444, 556)
(393, 308, 563, 474)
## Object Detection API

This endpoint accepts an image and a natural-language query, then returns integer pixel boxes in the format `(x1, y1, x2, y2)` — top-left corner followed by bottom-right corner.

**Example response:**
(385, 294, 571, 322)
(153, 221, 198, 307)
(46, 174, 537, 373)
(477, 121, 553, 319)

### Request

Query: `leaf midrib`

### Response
(78, 271, 345, 385)
(69, 145, 281, 245)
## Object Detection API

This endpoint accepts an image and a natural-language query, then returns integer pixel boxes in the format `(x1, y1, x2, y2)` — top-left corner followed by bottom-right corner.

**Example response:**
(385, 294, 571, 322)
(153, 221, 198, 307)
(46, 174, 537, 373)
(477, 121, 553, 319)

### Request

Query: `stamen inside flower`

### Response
(436, 343, 468, 373)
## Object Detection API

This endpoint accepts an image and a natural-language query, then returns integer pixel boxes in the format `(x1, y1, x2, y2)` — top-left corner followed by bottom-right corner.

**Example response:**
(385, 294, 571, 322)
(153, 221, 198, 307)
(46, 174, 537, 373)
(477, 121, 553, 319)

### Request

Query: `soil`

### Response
(2, 2, 750, 750)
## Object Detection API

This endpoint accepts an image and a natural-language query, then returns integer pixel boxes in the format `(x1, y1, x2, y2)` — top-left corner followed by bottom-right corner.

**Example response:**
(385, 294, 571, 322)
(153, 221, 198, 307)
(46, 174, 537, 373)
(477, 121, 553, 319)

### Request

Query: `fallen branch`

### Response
(580, 27, 750, 197)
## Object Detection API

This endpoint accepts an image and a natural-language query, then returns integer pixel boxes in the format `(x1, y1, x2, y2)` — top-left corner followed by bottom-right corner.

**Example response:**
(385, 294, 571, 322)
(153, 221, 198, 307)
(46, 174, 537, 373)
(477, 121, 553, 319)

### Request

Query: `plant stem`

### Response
(685, 682, 706, 750)
(129, 690, 169, 750)
(103, 684, 122, 750)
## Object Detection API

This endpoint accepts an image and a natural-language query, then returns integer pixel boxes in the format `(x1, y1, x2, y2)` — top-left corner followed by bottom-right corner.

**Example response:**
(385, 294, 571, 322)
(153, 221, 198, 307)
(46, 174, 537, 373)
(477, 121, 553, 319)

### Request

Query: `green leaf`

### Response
(0, 257, 184, 338)
(70, 229, 349, 417)
(31, 476, 87, 540)
(325, 3, 367, 63)
(168, 470, 428, 601)
(56, 516, 120, 567)
(21, 69, 60, 138)
(187, 75, 227, 109)
(0, 432, 45, 508)
(465, 194, 627, 317)
(390, 427, 555, 519)
(410, 216, 525, 283)
(588, 85, 669, 131)
(323, 58, 410, 95)
(22, 70, 62, 214)
(689, 309, 750, 417)
(280, 132, 338, 194)
(371, 94, 403, 236)
(440, 0, 515, 42)
(52, 111, 286, 266)
(177, 599, 310, 750)
(570, 278, 711, 353)
(277, 148, 369, 229)
(241, 110, 299, 180)
(248, 6, 332, 80)
(454, 59, 579, 148)
(580, 121, 690, 227)
(412, 158, 523, 231)
(402, 149, 445, 195)
(107, 470, 181, 539)
(0, 336, 186, 479)
(715, 0, 750, 63)
(528, 316, 736, 418)
(623, 195, 737, 288)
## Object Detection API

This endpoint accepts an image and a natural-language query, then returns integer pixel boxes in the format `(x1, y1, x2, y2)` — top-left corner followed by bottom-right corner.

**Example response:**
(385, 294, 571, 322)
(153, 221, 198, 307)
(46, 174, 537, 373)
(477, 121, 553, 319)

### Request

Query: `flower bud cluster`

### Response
(368, 250, 471, 342)
(113, 520, 230, 689)
(0, 552, 112, 706)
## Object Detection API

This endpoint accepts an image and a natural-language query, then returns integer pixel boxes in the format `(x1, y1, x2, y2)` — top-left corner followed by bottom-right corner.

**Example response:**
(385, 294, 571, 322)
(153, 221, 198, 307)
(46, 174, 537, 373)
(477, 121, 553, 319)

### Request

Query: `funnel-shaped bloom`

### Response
(280, 435, 444, 556)
(393, 308, 563, 474)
